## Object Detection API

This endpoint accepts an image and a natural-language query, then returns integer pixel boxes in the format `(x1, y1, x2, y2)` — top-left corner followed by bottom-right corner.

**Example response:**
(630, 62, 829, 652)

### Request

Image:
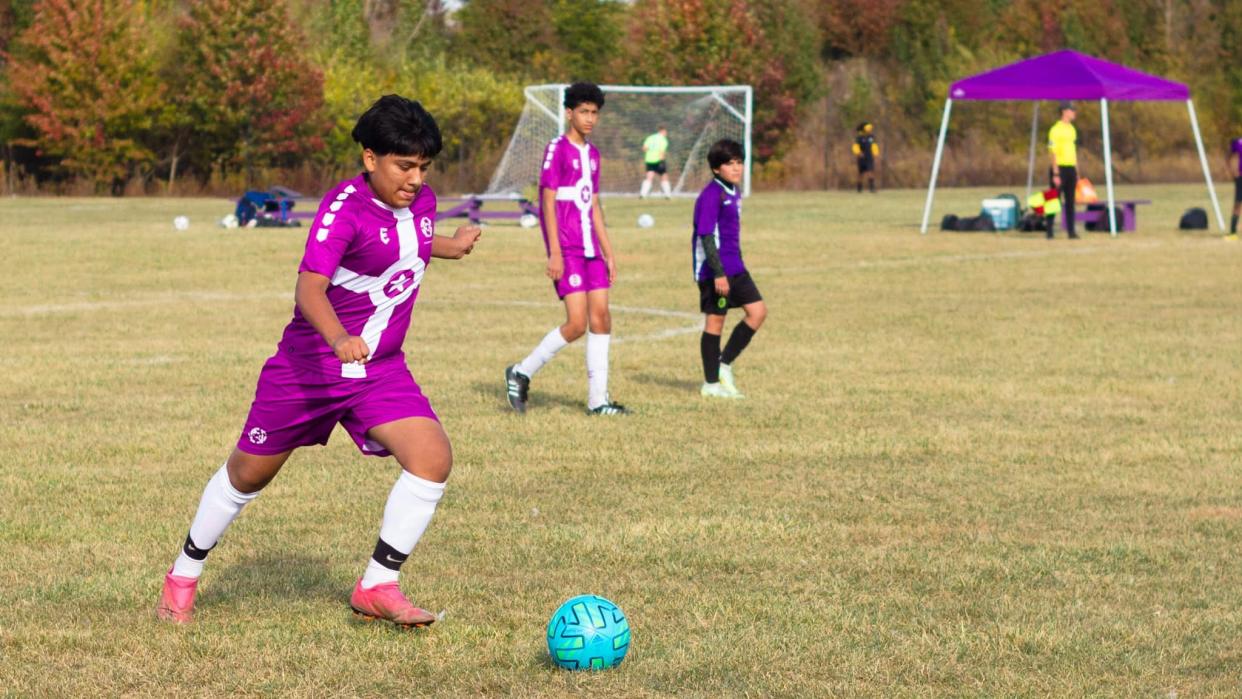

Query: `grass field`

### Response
(2, 185, 1240, 696)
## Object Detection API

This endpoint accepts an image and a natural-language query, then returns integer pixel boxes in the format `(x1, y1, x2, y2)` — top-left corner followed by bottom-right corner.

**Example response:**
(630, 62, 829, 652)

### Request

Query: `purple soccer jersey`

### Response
(237, 173, 440, 457)
(540, 136, 602, 259)
(691, 178, 746, 281)
(1232, 138, 1242, 177)
(280, 173, 436, 380)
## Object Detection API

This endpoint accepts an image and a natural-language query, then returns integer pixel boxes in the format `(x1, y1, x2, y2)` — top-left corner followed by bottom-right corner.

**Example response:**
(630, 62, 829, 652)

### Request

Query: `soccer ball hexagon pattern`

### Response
(546, 594, 630, 671)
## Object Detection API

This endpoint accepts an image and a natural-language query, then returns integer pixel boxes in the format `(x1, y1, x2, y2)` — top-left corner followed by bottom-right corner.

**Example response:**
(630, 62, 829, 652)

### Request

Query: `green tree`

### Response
(4, 0, 165, 192)
(170, 0, 327, 179)
(620, 0, 821, 161)
(454, 0, 554, 76)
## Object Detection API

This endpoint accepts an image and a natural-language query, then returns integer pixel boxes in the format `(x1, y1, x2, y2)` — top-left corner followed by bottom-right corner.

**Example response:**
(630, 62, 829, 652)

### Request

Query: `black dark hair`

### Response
(351, 95, 442, 158)
(708, 139, 745, 169)
(564, 82, 605, 110)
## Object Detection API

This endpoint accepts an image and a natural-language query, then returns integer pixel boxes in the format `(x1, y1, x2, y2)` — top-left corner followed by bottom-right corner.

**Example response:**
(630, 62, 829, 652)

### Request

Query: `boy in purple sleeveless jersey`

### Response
(505, 83, 628, 415)
(157, 96, 483, 628)
(693, 139, 766, 399)
(1228, 136, 1242, 238)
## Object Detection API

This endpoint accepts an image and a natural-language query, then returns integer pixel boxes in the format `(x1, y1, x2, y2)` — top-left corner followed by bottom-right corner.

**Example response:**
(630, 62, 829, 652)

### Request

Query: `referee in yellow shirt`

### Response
(1048, 101, 1080, 239)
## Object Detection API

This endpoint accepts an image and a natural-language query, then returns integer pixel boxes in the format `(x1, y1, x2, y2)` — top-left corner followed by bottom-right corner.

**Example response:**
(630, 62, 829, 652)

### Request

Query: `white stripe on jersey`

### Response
(577, 143, 595, 258)
(330, 207, 425, 379)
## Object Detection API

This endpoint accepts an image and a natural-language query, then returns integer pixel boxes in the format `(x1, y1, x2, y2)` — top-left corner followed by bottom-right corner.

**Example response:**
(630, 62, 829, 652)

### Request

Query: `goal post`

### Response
(485, 84, 753, 199)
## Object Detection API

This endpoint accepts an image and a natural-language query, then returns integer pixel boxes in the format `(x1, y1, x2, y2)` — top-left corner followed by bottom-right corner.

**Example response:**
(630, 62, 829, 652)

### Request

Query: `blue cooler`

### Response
(981, 198, 1017, 230)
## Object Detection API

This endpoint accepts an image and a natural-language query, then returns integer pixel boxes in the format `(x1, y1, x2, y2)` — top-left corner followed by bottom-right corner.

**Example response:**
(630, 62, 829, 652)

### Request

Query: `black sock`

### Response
(182, 533, 213, 561)
(721, 322, 756, 365)
(856, 181, 862, 193)
(371, 538, 409, 571)
(1232, 214, 1238, 234)
(869, 179, 876, 193)
(701, 332, 721, 383)
(1046, 214, 1055, 235)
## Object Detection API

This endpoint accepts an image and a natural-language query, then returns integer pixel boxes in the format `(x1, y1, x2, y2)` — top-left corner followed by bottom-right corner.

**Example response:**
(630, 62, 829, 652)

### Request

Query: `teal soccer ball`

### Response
(546, 595, 630, 670)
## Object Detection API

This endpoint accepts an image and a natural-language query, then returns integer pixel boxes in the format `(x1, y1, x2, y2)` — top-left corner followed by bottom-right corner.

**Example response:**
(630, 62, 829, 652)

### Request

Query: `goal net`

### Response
(485, 84, 753, 199)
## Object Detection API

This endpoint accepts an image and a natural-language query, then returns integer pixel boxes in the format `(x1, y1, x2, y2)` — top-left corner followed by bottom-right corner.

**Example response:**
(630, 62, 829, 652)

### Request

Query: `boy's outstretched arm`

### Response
(295, 271, 369, 364)
(431, 224, 482, 259)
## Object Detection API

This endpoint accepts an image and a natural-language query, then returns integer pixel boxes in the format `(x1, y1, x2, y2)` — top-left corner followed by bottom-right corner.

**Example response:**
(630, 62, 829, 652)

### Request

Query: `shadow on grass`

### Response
(210, 553, 342, 605)
(630, 372, 699, 393)
(470, 381, 585, 413)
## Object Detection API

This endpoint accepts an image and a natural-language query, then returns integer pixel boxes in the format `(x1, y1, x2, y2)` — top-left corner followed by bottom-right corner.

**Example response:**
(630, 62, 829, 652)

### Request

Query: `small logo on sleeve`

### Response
(420, 217, 434, 238)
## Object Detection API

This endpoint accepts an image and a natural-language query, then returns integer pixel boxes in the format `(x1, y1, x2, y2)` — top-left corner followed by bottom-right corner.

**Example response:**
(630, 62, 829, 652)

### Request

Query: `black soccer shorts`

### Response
(698, 272, 762, 315)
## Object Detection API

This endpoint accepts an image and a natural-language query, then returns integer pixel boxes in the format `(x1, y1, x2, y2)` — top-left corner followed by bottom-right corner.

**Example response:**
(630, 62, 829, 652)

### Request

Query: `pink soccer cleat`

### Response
(349, 579, 436, 628)
(156, 569, 199, 624)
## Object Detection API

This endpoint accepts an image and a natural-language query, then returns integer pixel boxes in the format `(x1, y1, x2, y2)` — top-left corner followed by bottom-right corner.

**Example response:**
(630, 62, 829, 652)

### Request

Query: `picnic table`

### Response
(1065, 199, 1151, 233)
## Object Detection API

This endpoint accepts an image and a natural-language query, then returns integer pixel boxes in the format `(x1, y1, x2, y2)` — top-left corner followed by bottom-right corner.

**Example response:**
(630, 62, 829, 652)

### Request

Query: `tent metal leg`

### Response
(920, 99, 953, 235)
(1026, 103, 1040, 203)
(1187, 99, 1225, 232)
(1101, 98, 1117, 236)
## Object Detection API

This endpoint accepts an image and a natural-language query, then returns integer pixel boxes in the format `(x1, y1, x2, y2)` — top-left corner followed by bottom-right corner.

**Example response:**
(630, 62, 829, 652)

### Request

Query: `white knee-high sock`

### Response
(660, 179, 671, 197)
(640, 179, 652, 197)
(360, 471, 446, 589)
(170, 464, 260, 579)
(516, 327, 569, 378)
(586, 331, 611, 409)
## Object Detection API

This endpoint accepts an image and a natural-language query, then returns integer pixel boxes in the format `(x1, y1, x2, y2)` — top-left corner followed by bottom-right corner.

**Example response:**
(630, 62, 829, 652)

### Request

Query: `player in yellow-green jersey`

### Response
(640, 127, 671, 198)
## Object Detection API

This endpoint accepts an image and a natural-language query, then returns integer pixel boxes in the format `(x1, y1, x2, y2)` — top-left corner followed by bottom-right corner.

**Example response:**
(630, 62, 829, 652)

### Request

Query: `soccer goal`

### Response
(485, 84, 753, 199)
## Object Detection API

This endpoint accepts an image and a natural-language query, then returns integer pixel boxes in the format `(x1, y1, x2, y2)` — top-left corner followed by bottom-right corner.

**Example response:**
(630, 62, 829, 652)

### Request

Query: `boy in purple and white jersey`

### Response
(156, 96, 483, 628)
(505, 83, 628, 415)
(1228, 136, 1242, 237)
(693, 139, 766, 399)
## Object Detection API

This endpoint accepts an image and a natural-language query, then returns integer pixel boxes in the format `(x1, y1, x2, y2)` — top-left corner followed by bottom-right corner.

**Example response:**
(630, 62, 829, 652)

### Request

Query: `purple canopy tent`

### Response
(920, 50, 1224, 235)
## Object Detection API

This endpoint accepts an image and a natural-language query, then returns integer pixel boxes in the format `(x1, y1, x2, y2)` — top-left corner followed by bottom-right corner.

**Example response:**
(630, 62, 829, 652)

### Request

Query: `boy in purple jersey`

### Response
(156, 96, 483, 628)
(693, 139, 766, 399)
(505, 83, 628, 415)
(1228, 136, 1242, 237)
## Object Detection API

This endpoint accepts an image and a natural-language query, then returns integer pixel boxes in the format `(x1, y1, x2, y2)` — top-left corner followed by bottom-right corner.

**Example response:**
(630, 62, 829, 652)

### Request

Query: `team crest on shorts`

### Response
(247, 427, 268, 445)
(568, 273, 582, 288)
(717, 296, 728, 309)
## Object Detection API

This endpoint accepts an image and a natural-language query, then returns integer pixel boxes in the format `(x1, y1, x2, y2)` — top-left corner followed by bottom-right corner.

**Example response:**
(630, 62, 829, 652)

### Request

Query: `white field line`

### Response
(752, 239, 1168, 275)
(2, 290, 291, 317)
(2, 293, 701, 345)
(476, 300, 700, 344)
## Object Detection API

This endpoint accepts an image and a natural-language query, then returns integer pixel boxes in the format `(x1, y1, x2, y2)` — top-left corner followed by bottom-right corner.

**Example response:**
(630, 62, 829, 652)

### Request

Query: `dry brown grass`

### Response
(1, 185, 1239, 696)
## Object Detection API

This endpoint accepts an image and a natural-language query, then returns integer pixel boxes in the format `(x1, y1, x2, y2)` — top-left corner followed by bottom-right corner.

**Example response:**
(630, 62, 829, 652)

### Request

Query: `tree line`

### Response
(1, 0, 1239, 195)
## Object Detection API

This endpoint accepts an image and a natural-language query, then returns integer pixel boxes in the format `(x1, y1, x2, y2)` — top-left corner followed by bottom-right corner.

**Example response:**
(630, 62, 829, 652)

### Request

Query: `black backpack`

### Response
(1179, 208, 1208, 230)
(940, 213, 995, 232)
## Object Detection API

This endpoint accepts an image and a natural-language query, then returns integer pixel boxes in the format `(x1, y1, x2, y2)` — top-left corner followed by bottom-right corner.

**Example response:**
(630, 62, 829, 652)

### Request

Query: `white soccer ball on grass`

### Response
(173, 215, 190, 231)
(637, 213, 654, 229)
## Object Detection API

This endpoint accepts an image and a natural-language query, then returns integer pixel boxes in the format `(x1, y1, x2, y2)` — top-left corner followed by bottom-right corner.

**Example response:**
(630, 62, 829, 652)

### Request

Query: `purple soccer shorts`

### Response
(236, 354, 438, 458)
(554, 255, 610, 299)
